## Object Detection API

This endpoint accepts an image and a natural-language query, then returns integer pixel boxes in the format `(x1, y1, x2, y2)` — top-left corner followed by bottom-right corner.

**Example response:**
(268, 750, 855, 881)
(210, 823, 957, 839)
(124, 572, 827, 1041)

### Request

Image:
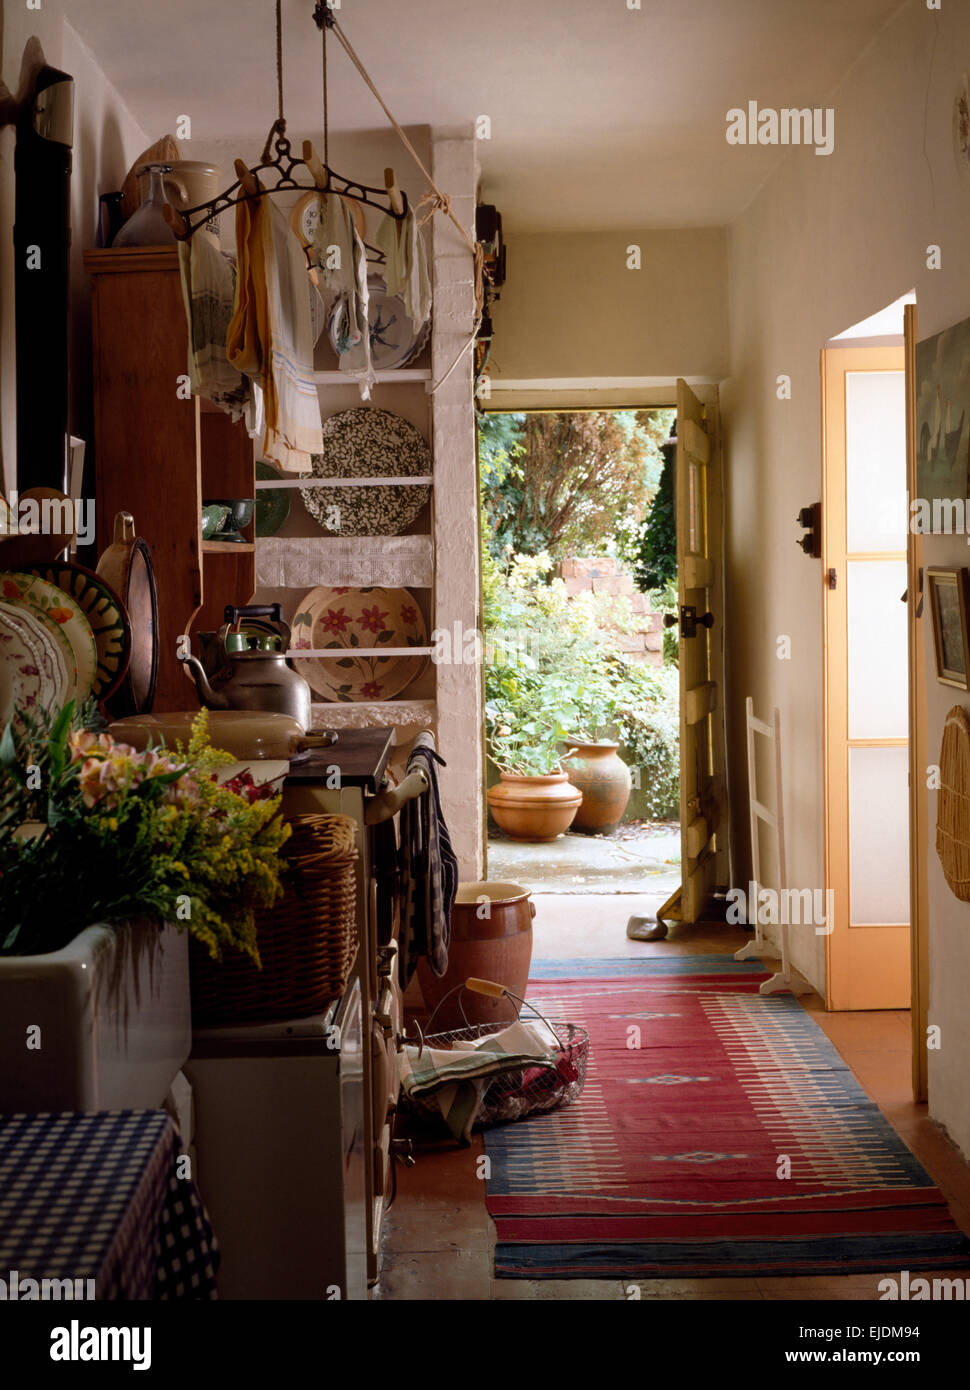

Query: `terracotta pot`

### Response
(486, 771, 581, 842)
(564, 740, 632, 834)
(418, 882, 535, 1031)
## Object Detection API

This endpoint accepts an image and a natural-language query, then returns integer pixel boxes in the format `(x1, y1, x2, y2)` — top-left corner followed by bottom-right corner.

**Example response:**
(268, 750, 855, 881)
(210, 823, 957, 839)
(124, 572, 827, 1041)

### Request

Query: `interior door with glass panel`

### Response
(655, 380, 728, 932)
(822, 346, 911, 1009)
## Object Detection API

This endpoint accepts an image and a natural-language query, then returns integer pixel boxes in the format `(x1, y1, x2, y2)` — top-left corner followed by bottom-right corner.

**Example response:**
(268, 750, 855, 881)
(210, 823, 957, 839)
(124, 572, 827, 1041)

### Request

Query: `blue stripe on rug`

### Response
(529, 954, 770, 978)
(494, 1231, 970, 1279)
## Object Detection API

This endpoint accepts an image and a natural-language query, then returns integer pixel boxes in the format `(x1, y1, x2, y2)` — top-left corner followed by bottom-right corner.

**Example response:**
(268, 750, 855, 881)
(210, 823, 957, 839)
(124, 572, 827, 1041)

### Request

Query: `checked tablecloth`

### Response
(0, 1110, 219, 1299)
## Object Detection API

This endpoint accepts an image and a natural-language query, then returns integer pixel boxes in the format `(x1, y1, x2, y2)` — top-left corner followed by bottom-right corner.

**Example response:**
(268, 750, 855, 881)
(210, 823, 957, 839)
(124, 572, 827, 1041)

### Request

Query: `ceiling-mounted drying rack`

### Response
(162, 0, 408, 265)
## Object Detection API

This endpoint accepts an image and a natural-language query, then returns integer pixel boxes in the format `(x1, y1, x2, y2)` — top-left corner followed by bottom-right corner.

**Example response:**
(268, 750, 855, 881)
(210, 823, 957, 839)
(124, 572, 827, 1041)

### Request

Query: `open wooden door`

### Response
(654, 380, 729, 933)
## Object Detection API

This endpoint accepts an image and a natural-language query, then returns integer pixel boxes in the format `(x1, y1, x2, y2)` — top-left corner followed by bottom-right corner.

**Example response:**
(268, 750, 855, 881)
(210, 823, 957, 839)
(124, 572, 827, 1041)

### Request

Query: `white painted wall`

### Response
(0, 13, 148, 495)
(489, 227, 728, 384)
(723, 0, 970, 1156)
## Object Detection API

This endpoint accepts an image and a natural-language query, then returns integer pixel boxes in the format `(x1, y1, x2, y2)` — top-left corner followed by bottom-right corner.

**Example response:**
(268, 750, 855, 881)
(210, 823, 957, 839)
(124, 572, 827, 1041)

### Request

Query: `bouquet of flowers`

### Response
(0, 704, 290, 960)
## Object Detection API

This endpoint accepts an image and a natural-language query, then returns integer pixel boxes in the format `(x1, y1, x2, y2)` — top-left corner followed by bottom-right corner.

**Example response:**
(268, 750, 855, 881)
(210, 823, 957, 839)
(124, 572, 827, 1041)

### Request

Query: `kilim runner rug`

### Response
(485, 956, 970, 1279)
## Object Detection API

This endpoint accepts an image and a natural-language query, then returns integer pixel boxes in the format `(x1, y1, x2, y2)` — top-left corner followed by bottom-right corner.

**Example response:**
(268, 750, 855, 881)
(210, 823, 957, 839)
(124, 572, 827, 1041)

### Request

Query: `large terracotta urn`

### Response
(419, 882, 535, 1031)
(486, 771, 582, 842)
(564, 740, 632, 834)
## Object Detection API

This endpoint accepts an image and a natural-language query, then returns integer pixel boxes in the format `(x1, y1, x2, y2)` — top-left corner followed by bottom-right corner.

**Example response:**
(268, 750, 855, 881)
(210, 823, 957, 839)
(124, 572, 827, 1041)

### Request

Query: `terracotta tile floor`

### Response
(376, 900, 970, 1301)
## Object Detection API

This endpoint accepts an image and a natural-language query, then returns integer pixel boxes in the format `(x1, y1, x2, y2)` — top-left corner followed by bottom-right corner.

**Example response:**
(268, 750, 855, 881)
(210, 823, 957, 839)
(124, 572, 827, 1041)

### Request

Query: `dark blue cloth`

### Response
(399, 734, 459, 984)
(0, 1110, 218, 1299)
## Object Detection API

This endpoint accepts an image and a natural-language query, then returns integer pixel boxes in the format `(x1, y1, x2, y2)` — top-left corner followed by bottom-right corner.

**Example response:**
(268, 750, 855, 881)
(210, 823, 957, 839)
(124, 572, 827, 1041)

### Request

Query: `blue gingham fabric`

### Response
(0, 1111, 218, 1300)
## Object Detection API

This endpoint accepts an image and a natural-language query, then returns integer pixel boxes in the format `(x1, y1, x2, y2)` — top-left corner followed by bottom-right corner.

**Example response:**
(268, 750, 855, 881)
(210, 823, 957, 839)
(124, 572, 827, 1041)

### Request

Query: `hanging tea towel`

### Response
(177, 238, 259, 435)
(310, 193, 373, 395)
(228, 196, 322, 474)
(375, 207, 431, 330)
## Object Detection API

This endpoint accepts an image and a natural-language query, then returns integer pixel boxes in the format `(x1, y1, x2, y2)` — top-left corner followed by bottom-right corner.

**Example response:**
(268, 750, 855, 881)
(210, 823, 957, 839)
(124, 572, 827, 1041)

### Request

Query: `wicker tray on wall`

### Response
(936, 705, 970, 901)
(190, 813, 358, 1027)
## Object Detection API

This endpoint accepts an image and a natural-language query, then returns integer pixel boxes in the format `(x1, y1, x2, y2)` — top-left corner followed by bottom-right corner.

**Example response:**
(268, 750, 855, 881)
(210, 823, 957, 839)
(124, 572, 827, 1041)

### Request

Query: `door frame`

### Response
(821, 345, 911, 1011)
(904, 303, 929, 1102)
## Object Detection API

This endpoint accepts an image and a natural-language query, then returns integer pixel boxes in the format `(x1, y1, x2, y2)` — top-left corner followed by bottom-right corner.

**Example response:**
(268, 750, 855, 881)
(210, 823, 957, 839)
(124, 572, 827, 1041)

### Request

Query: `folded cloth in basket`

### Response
(400, 1021, 559, 1146)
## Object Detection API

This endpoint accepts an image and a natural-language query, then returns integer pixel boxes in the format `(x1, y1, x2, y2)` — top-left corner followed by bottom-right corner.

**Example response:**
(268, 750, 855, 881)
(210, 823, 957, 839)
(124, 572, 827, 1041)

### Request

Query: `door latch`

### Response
(664, 605, 714, 639)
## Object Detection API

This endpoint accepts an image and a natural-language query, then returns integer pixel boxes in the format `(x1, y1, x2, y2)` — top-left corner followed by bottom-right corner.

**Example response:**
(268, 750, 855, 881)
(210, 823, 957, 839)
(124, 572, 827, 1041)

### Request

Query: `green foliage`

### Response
(484, 556, 679, 814)
(479, 409, 673, 563)
(0, 704, 290, 958)
(630, 435, 677, 593)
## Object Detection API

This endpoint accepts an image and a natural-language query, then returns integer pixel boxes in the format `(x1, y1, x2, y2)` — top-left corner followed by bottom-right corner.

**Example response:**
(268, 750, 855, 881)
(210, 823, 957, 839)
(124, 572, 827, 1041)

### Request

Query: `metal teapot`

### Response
(179, 603, 313, 730)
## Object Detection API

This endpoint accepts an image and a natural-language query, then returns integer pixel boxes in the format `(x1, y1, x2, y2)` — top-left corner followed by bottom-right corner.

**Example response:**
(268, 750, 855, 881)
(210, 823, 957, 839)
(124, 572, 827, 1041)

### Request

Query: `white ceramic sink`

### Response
(0, 921, 190, 1114)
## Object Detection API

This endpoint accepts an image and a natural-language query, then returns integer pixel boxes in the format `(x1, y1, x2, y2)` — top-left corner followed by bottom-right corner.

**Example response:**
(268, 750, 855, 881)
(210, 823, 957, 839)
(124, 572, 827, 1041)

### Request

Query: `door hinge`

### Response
(826, 567, 837, 590)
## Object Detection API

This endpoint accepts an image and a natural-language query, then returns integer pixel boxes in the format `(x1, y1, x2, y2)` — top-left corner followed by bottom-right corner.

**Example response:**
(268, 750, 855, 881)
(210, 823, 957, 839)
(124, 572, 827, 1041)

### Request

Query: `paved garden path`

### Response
(486, 821, 681, 896)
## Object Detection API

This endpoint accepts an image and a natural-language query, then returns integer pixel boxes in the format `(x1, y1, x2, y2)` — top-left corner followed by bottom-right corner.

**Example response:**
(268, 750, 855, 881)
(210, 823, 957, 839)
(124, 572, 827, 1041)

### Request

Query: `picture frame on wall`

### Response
(915, 315, 970, 519)
(927, 567, 970, 689)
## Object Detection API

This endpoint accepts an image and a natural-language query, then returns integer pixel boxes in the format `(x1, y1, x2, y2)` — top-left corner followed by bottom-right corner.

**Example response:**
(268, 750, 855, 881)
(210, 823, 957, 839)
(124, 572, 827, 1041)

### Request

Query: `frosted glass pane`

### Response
(846, 371, 906, 552)
(847, 559, 908, 739)
(849, 746, 910, 925)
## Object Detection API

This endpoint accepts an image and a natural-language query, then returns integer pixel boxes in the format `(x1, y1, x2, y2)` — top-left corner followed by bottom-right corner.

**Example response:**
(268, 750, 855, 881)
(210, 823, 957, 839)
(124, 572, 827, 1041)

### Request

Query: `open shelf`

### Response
(202, 540, 255, 553)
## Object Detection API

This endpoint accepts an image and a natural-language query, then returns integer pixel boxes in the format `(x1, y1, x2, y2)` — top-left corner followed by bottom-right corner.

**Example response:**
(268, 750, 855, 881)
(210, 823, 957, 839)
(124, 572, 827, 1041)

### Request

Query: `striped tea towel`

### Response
(400, 1021, 559, 1145)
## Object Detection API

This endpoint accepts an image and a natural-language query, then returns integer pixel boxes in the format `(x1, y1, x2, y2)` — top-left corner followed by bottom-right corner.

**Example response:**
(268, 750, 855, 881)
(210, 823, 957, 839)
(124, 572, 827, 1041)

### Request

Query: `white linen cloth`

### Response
(375, 207, 432, 329)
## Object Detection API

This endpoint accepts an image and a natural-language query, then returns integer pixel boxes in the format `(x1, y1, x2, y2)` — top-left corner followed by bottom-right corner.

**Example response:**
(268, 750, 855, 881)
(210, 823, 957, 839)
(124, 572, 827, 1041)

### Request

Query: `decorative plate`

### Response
(291, 585, 429, 702)
(327, 276, 430, 372)
(255, 460, 292, 538)
(0, 572, 97, 703)
(26, 563, 132, 702)
(304, 408, 432, 538)
(0, 609, 46, 726)
(1, 601, 70, 709)
(0, 596, 72, 707)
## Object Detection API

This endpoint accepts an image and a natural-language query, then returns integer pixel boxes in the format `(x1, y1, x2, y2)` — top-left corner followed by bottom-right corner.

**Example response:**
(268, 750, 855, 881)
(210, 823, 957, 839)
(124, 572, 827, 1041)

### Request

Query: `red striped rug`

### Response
(485, 957, 970, 1279)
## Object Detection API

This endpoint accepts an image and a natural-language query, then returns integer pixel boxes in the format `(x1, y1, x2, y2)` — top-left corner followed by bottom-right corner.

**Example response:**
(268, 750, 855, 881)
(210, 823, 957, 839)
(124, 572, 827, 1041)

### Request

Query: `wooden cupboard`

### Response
(84, 246, 255, 711)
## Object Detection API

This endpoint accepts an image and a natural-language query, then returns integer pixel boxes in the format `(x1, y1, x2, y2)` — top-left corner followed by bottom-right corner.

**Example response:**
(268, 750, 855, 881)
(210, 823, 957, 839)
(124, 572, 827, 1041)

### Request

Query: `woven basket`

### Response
(937, 706, 970, 902)
(190, 813, 358, 1027)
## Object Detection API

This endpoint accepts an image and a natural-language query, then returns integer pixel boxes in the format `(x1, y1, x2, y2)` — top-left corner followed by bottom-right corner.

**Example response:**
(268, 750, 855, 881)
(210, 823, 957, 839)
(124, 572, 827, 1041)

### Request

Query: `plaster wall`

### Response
(723, 0, 970, 1155)
(0, 10, 148, 496)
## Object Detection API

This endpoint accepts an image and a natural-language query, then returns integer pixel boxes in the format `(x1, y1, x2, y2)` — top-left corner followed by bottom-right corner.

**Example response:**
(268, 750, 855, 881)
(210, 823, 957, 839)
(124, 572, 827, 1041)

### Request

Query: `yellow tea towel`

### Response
(228, 196, 322, 473)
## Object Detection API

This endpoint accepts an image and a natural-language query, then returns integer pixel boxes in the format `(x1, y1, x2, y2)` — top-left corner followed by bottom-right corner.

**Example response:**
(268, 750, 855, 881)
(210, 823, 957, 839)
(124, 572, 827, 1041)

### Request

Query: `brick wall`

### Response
(558, 557, 663, 666)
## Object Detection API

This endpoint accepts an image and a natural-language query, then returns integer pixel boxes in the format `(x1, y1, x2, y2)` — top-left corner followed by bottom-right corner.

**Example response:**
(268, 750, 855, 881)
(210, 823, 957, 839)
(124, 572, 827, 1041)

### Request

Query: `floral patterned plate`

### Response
(0, 601, 69, 709)
(0, 571, 97, 703)
(26, 562, 131, 701)
(304, 408, 432, 538)
(0, 607, 49, 724)
(291, 585, 429, 702)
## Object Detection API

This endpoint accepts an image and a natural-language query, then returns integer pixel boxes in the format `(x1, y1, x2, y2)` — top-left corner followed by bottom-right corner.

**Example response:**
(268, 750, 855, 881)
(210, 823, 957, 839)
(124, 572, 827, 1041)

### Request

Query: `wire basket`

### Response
(406, 981, 589, 1129)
